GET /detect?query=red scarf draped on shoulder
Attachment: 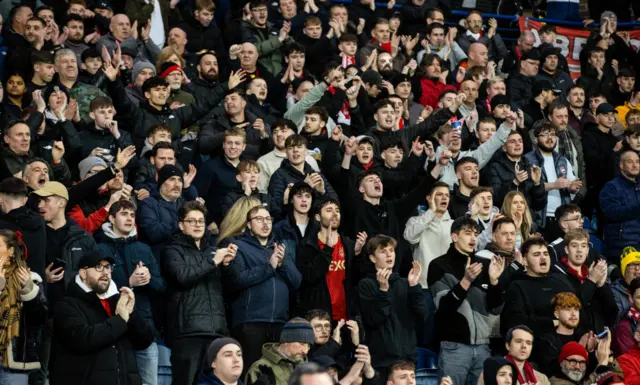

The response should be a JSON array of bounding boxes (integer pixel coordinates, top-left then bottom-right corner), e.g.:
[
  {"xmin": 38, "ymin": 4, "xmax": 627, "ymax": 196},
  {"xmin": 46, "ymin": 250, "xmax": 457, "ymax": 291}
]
[
  {"xmin": 561, "ymin": 258, "xmax": 589, "ymax": 283},
  {"xmin": 505, "ymin": 355, "xmax": 537, "ymax": 385}
]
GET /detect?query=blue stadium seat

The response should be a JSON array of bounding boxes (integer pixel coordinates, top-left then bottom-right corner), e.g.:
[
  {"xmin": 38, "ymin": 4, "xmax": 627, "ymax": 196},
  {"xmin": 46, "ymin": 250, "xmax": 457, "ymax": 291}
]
[{"xmin": 416, "ymin": 347, "xmax": 438, "ymax": 370}]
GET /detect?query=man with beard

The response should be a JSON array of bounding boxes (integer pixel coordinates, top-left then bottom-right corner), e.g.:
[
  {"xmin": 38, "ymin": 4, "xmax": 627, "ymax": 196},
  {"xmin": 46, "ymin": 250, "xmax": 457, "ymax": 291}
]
[
  {"xmin": 567, "ymin": 85, "xmax": 596, "ymax": 136},
  {"xmin": 63, "ymin": 14, "xmax": 89, "ymax": 63},
  {"xmin": 226, "ymin": 206, "xmax": 302, "ymax": 372},
  {"xmin": 501, "ymin": 238, "xmax": 577, "ymax": 337},
  {"xmin": 522, "ymin": 80, "xmax": 560, "ymax": 129},
  {"xmin": 507, "ymin": 49, "xmax": 540, "ymax": 110},
  {"xmin": 297, "ymin": 198, "xmax": 364, "ymax": 318},
  {"xmin": 608, "ymin": 68, "xmax": 636, "ymax": 108},
  {"xmin": 126, "ymin": 60, "xmax": 156, "ymax": 106},
  {"xmin": 414, "ymin": 54, "xmax": 456, "ymax": 109},
  {"xmin": 551, "ymin": 339, "xmax": 613, "ymax": 385},
  {"xmin": 186, "ymin": 51, "xmax": 222, "ymax": 102},
  {"xmin": 359, "ymin": 19, "xmax": 407, "ymax": 75},
  {"xmin": 67, "ymin": 156, "xmax": 133, "ymax": 234},
  {"xmin": 199, "ymin": 88, "xmax": 270, "ymax": 161},
  {"xmin": 50, "ymin": 252, "xmax": 154, "ymax": 385},
  {"xmin": 96, "ymin": 199, "xmax": 165, "ymax": 385},
  {"xmin": 436, "ymin": 110, "xmax": 515, "ymax": 189},
  {"xmin": 257, "ymin": 120, "xmax": 320, "ymax": 193},
  {"xmin": 552, "ymin": 229, "xmax": 617, "ymax": 334},
  {"xmin": 537, "ymin": 48, "xmax": 573, "ymax": 100},
  {"xmin": 524, "ymin": 123, "xmax": 582, "ymax": 240},
  {"xmin": 138, "ymin": 164, "xmax": 197, "ymax": 256},
  {"xmin": 157, "ymin": 62, "xmax": 195, "ymax": 107},
  {"xmin": 483, "ymin": 131, "xmax": 545, "ymax": 209},
  {"xmin": 30, "ymin": 51, "xmax": 55, "ymax": 92},
  {"xmin": 582, "ymin": 103, "xmax": 621, "ymax": 229},
  {"xmin": 600, "ymin": 151, "xmax": 640, "ymax": 262}
]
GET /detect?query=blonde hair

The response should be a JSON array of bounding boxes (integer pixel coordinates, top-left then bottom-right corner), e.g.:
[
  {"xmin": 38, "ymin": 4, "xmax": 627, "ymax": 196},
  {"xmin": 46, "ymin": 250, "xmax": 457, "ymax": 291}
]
[
  {"xmin": 156, "ymin": 47, "xmax": 186, "ymax": 73},
  {"xmin": 501, "ymin": 191, "xmax": 533, "ymax": 241},
  {"xmin": 217, "ymin": 197, "xmax": 261, "ymax": 245}
]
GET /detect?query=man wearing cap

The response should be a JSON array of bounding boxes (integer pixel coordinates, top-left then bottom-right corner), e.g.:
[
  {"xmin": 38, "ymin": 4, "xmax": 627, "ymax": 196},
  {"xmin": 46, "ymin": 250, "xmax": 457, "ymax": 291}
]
[
  {"xmin": 583, "ymin": 103, "xmax": 621, "ymax": 225},
  {"xmin": 126, "ymin": 60, "xmax": 156, "ymax": 106},
  {"xmin": 611, "ymin": 247, "xmax": 640, "ymax": 324},
  {"xmin": 507, "ymin": 48, "xmax": 540, "ymax": 110},
  {"xmin": 537, "ymin": 48, "xmax": 573, "ymax": 100},
  {"xmin": 245, "ymin": 318, "xmax": 315, "ymax": 385},
  {"xmin": 197, "ymin": 338, "xmax": 244, "ymax": 385},
  {"xmin": 50, "ymin": 252, "xmax": 154, "ymax": 385},
  {"xmin": 522, "ymin": 80, "xmax": 560, "ymax": 129},
  {"xmin": 616, "ymin": 83, "xmax": 640, "ymax": 129},
  {"xmin": 138, "ymin": 164, "xmax": 197, "ymax": 256},
  {"xmin": 600, "ymin": 150, "xmax": 640, "ymax": 262}
]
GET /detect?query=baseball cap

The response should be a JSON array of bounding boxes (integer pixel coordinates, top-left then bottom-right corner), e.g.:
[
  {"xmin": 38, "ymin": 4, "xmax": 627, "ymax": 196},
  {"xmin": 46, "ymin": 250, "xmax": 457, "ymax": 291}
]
[
  {"xmin": 94, "ymin": 0, "xmax": 113, "ymax": 11},
  {"xmin": 596, "ymin": 103, "xmax": 615, "ymax": 115},
  {"xmin": 31, "ymin": 181, "xmax": 69, "ymax": 200},
  {"xmin": 520, "ymin": 49, "xmax": 541, "ymax": 62},
  {"xmin": 533, "ymin": 79, "xmax": 561, "ymax": 97},
  {"xmin": 78, "ymin": 252, "xmax": 115, "ymax": 269}
]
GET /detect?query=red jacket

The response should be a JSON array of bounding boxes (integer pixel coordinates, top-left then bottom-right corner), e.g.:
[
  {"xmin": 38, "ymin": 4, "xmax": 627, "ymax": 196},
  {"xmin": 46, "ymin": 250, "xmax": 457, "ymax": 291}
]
[
  {"xmin": 67, "ymin": 205, "xmax": 109, "ymax": 235},
  {"xmin": 418, "ymin": 77, "xmax": 456, "ymax": 109},
  {"xmin": 619, "ymin": 345, "xmax": 640, "ymax": 385}
]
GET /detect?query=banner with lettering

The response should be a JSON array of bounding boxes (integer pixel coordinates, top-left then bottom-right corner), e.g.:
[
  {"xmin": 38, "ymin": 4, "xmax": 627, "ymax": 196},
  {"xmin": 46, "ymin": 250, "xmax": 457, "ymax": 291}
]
[{"xmin": 517, "ymin": 17, "xmax": 640, "ymax": 79}]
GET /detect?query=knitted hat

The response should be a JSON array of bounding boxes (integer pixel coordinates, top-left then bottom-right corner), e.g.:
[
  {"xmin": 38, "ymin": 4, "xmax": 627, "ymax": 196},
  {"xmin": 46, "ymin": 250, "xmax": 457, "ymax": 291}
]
[
  {"xmin": 159, "ymin": 62, "xmax": 181, "ymax": 79},
  {"xmin": 600, "ymin": 11, "xmax": 617, "ymax": 24},
  {"xmin": 621, "ymin": 246, "xmax": 640, "ymax": 276},
  {"xmin": 43, "ymin": 84, "xmax": 70, "ymax": 105},
  {"xmin": 121, "ymin": 46, "xmax": 138, "ymax": 60},
  {"xmin": 390, "ymin": 73, "xmax": 411, "ymax": 88},
  {"xmin": 490, "ymin": 94, "xmax": 510, "ymax": 111},
  {"xmin": 291, "ymin": 76, "xmax": 315, "ymax": 93},
  {"xmin": 78, "ymin": 156, "xmax": 108, "ymax": 180},
  {"xmin": 132, "ymin": 60, "xmax": 156, "ymax": 82},
  {"xmin": 596, "ymin": 371, "xmax": 624, "ymax": 385},
  {"xmin": 280, "ymin": 318, "xmax": 315, "ymax": 345},
  {"xmin": 558, "ymin": 342, "xmax": 588, "ymax": 365},
  {"xmin": 205, "ymin": 337, "xmax": 241, "ymax": 365},
  {"xmin": 157, "ymin": 164, "xmax": 183, "ymax": 188},
  {"xmin": 81, "ymin": 46, "xmax": 101, "ymax": 62}
]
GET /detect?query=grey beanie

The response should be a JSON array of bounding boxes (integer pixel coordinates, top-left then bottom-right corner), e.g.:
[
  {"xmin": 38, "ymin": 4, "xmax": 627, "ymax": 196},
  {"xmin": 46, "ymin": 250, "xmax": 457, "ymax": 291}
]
[
  {"xmin": 132, "ymin": 60, "xmax": 156, "ymax": 82},
  {"xmin": 600, "ymin": 10, "xmax": 617, "ymax": 23},
  {"xmin": 280, "ymin": 318, "xmax": 315, "ymax": 345},
  {"xmin": 78, "ymin": 157, "xmax": 108, "ymax": 180},
  {"xmin": 205, "ymin": 337, "xmax": 242, "ymax": 365}
]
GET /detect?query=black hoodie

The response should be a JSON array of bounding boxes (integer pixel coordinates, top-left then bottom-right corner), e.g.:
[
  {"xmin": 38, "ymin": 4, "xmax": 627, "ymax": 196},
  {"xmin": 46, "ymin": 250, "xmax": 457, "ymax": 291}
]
[{"xmin": 483, "ymin": 357, "xmax": 518, "ymax": 385}]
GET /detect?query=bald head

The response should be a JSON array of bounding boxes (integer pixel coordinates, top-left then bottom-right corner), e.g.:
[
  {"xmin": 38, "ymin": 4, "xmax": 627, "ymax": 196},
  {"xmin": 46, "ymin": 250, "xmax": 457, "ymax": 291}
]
[
  {"xmin": 239, "ymin": 43, "xmax": 259, "ymax": 70},
  {"xmin": 468, "ymin": 43, "xmax": 489, "ymax": 67},
  {"xmin": 168, "ymin": 27, "xmax": 187, "ymax": 50},
  {"xmin": 518, "ymin": 31, "xmax": 535, "ymax": 52},
  {"xmin": 110, "ymin": 14, "xmax": 131, "ymax": 41}
]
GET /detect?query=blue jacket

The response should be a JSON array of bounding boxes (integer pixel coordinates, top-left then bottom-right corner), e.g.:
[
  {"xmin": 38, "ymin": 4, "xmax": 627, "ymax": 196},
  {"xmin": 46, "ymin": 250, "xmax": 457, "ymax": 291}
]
[
  {"xmin": 194, "ymin": 155, "xmax": 240, "ymax": 224},
  {"xmin": 223, "ymin": 231, "xmax": 301, "ymax": 327},
  {"xmin": 95, "ymin": 223, "xmax": 166, "ymax": 335},
  {"xmin": 600, "ymin": 174, "xmax": 640, "ymax": 260},
  {"xmin": 137, "ymin": 189, "xmax": 187, "ymax": 257},
  {"xmin": 524, "ymin": 148, "xmax": 572, "ymax": 228}
]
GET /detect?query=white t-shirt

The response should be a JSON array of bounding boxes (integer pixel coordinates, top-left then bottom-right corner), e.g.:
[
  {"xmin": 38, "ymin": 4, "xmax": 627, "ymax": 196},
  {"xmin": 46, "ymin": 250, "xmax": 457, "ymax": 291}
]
[
  {"xmin": 543, "ymin": 154, "xmax": 575, "ymax": 217},
  {"xmin": 297, "ymin": 223, "xmax": 308, "ymax": 236}
]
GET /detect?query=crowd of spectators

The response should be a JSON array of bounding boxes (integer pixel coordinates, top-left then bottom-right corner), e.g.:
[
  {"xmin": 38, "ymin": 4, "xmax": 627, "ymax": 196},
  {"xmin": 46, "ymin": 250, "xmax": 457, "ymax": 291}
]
[{"xmin": 0, "ymin": 1, "xmax": 638, "ymax": 385}]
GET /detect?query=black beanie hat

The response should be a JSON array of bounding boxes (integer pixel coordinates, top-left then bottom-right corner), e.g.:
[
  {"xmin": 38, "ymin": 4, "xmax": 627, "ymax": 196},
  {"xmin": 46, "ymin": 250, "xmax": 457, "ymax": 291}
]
[
  {"xmin": 205, "ymin": 337, "xmax": 242, "ymax": 365},
  {"xmin": 157, "ymin": 164, "xmax": 183, "ymax": 188}
]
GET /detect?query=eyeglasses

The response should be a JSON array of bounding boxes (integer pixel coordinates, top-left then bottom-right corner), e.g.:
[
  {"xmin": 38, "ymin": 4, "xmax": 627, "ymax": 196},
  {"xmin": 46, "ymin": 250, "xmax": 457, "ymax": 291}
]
[
  {"xmin": 92, "ymin": 264, "xmax": 113, "ymax": 272},
  {"xmin": 312, "ymin": 324, "xmax": 331, "ymax": 332},
  {"xmin": 538, "ymin": 132, "xmax": 557, "ymax": 138},
  {"xmin": 467, "ymin": 20, "xmax": 483, "ymax": 25},
  {"xmin": 627, "ymin": 264, "xmax": 640, "ymax": 271},
  {"xmin": 250, "ymin": 216, "xmax": 273, "ymax": 224},
  {"xmin": 183, "ymin": 218, "xmax": 206, "ymax": 226},
  {"xmin": 251, "ymin": 7, "xmax": 268, "ymax": 13},
  {"xmin": 565, "ymin": 359, "xmax": 587, "ymax": 368},
  {"xmin": 563, "ymin": 216, "xmax": 584, "ymax": 223}
]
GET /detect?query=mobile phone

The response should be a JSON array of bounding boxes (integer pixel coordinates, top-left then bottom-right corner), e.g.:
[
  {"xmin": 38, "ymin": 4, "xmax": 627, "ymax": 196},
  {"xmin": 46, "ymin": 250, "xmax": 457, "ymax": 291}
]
[
  {"xmin": 345, "ymin": 78, "xmax": 354, "ymax": 89},
  {"xmin": 597, "ymin": 329, "xmax": 609, "ymax": 339},
  {"xmin": 52, "ymin": 258, "xmax": 66, "ymax": 271}
]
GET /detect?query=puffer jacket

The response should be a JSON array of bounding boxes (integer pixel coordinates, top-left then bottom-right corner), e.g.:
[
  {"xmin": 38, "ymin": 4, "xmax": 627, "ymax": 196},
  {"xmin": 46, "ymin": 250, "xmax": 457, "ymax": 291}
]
[
  {"xmin": 240, "ymin": 20, "xmax": 285, "ymax": 76},
  {"xmin": 223, "ymin": 231, "xmax": 301, "ymax": 327},
  {"xmin": 600, "ymin": 175, "xmax": 640, "ymax": 260},
  {"xmin": 137, "ymin": 189, "xmax": 188, "ymax": 256},
  {"xmin": 612, "ymin": 279, "xmax": 632, "ymax": 324},
  {"xmin": 482, "ymin": 149, "xmax": 547, "ymax": 210},
  {"xmin": 96, "ymin": 223, "xmax": 165, "ymax": 337},
  {"xmin": 161, "ymin": 231, "xmax": 228, "ymax": 346}
]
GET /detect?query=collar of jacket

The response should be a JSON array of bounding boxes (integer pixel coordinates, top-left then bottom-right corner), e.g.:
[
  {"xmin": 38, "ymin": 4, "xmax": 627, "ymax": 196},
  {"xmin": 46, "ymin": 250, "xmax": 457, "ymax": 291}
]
[
  {"xmin": 75, "ymin": 273, "xmax": 119, "ymax": 299},
  {"xmin": 240, "ymin": 229, "xmax": 274, "ymax": 248},
  {"xmin": 141, "ymin": 100, "xmax": 172, "ymax": 115},
  {"xmin": 193, "ymin": 77, "xmax": 219, "ymax": 89},
  {"xmin": 281, "ymin": 159, "xmax": 313, "ymax": 176}
]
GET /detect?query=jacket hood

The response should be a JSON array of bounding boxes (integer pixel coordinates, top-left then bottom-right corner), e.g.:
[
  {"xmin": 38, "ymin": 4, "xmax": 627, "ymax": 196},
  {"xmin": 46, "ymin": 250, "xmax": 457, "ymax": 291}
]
[
  {"xmin": 100, "ymin": 222, "xmax": 138, "ymax": 240},
  {"xmin": 260, "ymin": 343, "xmax": 300, "ymax": 365},
  {"xmin": 483, "ymin": 357, "xmax": 518, "ymax": 385}
]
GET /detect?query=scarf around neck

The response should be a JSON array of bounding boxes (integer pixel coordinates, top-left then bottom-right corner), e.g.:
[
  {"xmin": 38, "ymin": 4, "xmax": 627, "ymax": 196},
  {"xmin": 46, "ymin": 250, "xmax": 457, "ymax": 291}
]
[
  {"xmin": 505, "ymin": 354, "xmax": 537, "ymax": 385},
  {"xmin": 561, "ymin": 258, "xmax": 589, "ymax": 283},
  {"xmin": 0, "ymin": 259, "xmax": 24, "ymax": 368}
]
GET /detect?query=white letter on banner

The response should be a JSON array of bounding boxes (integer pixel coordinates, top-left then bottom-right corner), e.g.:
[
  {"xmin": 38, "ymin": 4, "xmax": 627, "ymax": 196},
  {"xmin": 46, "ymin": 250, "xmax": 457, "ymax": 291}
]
[
  {"xmin": 554, "ymin": 34, "xmax": 570, "ymax": 58},
  {"xmin": 573, "ymin": 37, "xmax": 588, "ymax": 61}
]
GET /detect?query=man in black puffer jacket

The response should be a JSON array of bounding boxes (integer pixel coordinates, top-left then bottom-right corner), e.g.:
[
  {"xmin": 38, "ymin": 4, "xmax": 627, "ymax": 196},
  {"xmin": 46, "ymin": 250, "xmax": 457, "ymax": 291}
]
[
  {"xmin": 50, "ymin": 252, "xmax": 154, "ymax": 385},
  {"xmin": 161, "ymin": 201, "xmax": 238, "ymax": 385},
  {"xmin": 481, "ymin": 131, "xmax": 546, "ymax": 209}
]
